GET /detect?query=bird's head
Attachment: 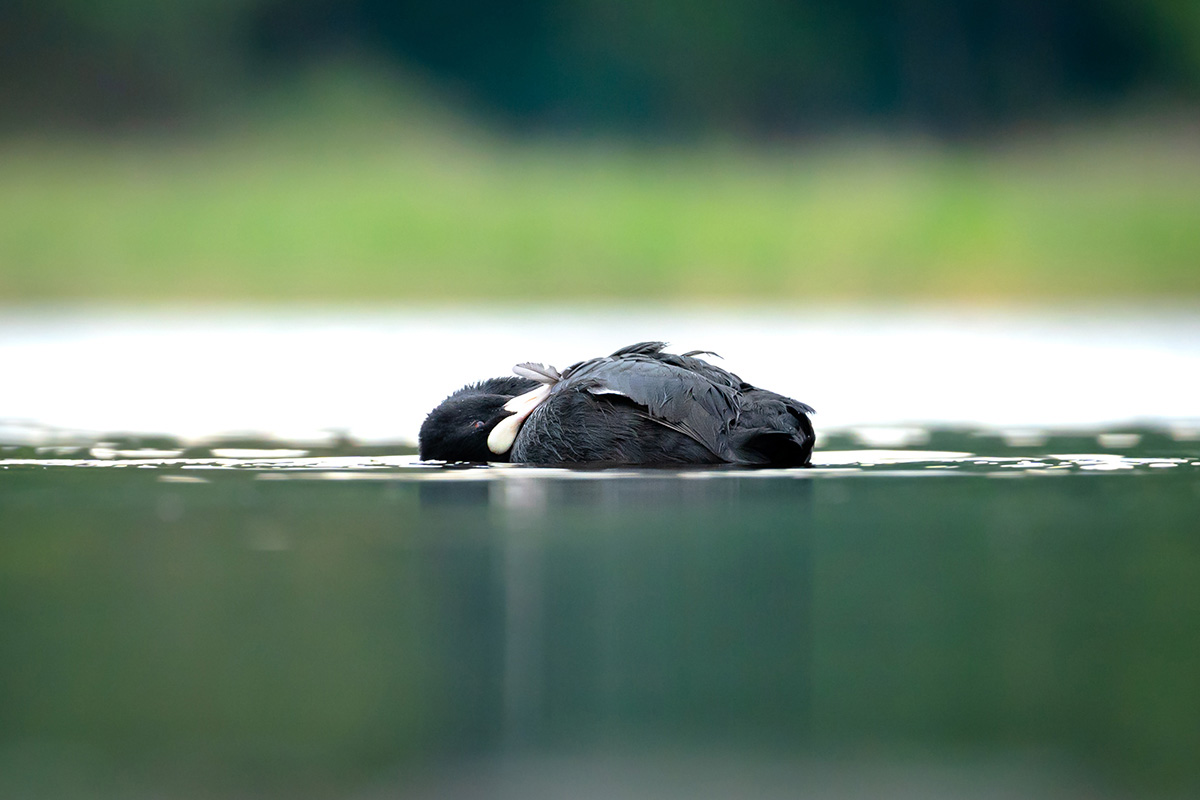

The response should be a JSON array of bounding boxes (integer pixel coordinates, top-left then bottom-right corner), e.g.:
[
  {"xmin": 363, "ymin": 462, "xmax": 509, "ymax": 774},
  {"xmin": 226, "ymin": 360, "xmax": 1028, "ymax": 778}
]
[{"xmin": 418, "ymin": 377, "xmax": 539, "ymax": 463}]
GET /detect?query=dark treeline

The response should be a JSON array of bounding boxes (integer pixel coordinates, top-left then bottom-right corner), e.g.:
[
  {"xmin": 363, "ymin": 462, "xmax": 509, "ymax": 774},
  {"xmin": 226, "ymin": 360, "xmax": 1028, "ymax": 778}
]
[{"xmin": 3, "ymin": 0, "xmax": 1198, "ymax": 136}]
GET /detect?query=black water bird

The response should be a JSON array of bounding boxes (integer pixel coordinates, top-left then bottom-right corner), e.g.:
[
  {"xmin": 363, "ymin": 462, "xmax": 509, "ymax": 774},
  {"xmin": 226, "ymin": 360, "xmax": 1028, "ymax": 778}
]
[{"xmin": 418, "ymin": 342, "xmax": 815, "ymax": 466}]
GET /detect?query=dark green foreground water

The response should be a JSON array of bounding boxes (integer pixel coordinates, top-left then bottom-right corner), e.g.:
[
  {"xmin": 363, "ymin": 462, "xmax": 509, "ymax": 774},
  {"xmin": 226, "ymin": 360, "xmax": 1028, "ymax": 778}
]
[{"xmin": 2, "ymin": 429, "xmax": 1198, "ymax": 799}]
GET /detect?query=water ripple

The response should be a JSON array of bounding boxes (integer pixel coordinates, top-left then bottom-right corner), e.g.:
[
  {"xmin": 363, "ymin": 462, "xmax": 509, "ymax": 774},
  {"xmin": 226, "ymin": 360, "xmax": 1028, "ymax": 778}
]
[{"xmin": 2, "ymin": 449, "xmax": 1197, "ymax": 480}]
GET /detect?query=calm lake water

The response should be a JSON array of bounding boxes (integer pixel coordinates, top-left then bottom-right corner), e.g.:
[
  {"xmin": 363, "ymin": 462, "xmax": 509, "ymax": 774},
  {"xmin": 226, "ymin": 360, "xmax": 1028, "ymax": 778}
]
[{"xmin": 2, "ymin": 308, "xmax": 1199, "ymax": 798}]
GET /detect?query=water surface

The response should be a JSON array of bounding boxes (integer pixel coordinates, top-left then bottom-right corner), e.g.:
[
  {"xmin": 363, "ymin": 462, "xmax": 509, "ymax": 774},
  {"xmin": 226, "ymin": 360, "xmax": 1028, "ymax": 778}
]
[
  {"xmin": 2, "ymin": 427, "xmax": 1198, "ymax": 799},
  {"xmin": 4, "ymin": 307, "xmax": 1199, "ymax": 797}
]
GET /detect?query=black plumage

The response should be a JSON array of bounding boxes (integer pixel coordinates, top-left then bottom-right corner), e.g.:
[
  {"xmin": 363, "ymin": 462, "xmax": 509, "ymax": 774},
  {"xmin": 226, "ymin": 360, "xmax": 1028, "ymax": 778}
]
[
  {"xmin": 417, "ymin": 376, "xmax": 538, "ymax": 463},
  {"xmin": 418, "ymin": 342, "xmax": 815, "ymax": 467}
]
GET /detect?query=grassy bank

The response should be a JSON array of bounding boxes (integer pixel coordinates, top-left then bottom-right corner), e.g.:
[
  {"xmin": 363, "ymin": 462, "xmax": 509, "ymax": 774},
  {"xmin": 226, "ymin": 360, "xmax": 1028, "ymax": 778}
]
[{"xmin": 2, "ymin": 122, "xmax": 1199, "ymax": 303}]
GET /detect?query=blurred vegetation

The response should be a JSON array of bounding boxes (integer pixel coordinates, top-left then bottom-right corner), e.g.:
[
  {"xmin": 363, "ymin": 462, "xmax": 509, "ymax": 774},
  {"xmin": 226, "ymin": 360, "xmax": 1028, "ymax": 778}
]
[
  {"xmin": 1, "ymin": 91, "xmax": 1198, "ymax": 303},
  {"xmin": 3, "ymin": 1, "xmax": 1200, "ymax": 303},
  {"xmin": 3, "ymin": 0, "xmax": 1200, "ymax": 135}
]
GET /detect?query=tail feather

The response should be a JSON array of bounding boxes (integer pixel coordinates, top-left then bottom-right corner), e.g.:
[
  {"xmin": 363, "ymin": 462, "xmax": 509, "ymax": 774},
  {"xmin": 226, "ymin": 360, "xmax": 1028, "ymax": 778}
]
[{"xmin": 740, "ymin": 430, "xmax": 814, "ymax": 467}]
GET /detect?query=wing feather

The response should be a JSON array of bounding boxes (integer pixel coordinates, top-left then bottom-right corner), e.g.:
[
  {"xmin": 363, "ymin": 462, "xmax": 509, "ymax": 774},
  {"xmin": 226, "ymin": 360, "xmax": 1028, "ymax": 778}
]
[
  {"xmin": 608, "ymin": 341, "xmax": 668, "ymax": 357},
  {"xmin": 561, "ymin": 355, "xmax": 741, "ymax": 460}
]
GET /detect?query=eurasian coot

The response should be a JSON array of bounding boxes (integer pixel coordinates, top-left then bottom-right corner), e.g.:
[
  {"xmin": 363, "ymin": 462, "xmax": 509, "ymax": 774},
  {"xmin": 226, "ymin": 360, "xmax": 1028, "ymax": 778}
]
[{"xmin": 418, "ymin": 341, "xmax": 815, "ymax": 466}]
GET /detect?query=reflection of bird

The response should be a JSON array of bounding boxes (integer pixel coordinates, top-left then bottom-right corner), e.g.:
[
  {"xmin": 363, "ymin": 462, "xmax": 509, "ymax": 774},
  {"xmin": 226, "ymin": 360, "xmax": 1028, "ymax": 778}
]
[{"xmin": 420, "ymin": 342, "xmax": 816, "ymax": 467}]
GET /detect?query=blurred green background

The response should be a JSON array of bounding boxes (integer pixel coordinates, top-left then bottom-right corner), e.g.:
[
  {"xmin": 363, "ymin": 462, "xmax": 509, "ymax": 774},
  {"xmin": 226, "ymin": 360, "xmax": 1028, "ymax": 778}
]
[{"xmin": 2, "ymin": 0, "xmax": 1199, "ymax": 303}]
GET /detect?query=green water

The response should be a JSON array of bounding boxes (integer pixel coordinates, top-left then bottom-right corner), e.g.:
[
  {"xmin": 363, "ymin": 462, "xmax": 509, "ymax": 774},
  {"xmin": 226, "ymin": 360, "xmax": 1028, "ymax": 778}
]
[{"xmin": 1, "ymin": 429, "xmax": 1198, "ymax": 798}]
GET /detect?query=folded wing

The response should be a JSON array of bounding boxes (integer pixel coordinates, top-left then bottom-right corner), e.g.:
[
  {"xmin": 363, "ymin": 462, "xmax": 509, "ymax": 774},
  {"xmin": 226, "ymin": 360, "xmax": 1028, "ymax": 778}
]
[{"xmin": 556, "ymin": 346, "xmax": 745, "ymax": 462}]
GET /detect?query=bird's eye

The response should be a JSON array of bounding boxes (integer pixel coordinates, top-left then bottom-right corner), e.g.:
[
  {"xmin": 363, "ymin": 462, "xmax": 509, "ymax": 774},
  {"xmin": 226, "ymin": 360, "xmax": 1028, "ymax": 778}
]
[{"xmin": 471, "ymin": 420, "xmax": 486, "ymax": 430}]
